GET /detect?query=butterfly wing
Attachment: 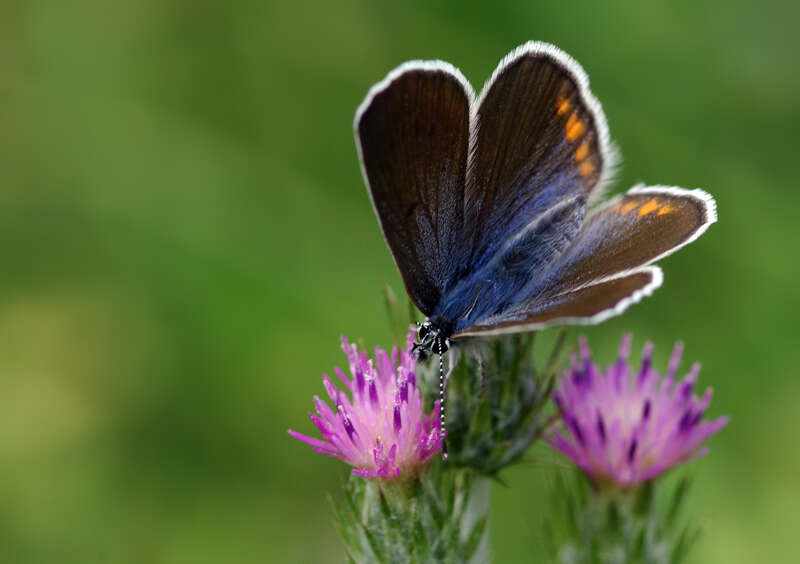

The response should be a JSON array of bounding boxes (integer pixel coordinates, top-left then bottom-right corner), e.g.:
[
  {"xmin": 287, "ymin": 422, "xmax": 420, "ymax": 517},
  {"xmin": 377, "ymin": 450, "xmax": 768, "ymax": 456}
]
[
  {"xmin": 454, "ymin": 186, "xmax": 716, "ymax": 337},
  {"xmin": 543, "ymin": 186, "xmax": 717, "ymax": 295},
  {"xmin": 456, "ymin": 266, "xmax": 663, "ymax": 338},
  {"xmin": 355, "ymin": 43, "xmax": 714, "ymax": 337},
  {"xmin": 460, "ymin": 42, "xmax": 616, "ymax": 278},
  {"xmin": 355, "ymin": 62, "xmax": 473, "ymax": 315},
  {"xmin": 431, "ymin": 42, "xmax": 618, "ymax": 329}
]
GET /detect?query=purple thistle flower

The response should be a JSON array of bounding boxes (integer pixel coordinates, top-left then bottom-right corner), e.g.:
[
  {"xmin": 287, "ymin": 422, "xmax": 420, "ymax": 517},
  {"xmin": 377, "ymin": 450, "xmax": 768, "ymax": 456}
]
[
  {"xmin": 547, "ymin": 334, "xmax": 728, "ymax": 487},
  {"xmin": 288, "ymin": 330, "xmax": 442, "ymax": 479}
]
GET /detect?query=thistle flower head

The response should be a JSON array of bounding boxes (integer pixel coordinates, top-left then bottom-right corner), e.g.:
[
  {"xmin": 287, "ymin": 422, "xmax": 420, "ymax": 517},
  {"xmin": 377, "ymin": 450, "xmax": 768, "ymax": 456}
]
[
  {"xmin": 547, "ymin": 334, "xmax": 728, "ymax": 487},
  {"xmin": 289, "ymin": 330, "xmax": 442, "ymax": 479}
]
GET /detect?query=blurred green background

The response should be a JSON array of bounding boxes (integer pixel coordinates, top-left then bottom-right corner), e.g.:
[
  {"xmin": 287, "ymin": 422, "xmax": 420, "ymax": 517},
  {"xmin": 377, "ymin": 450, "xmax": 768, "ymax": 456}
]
[{"xmin": 0, "ymin": 0, "xmax": 797, "ymax": 562}]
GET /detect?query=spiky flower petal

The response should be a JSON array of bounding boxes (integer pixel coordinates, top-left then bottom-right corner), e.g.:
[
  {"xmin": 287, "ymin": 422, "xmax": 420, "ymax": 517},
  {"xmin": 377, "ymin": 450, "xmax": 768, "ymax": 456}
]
[
  {"xmin": 547, "ymin": 334, "xmax": 728, "ymax": 487},
  {"xmin": 289, "ymin": 330, "xmax": 441, "ymax": 479}
]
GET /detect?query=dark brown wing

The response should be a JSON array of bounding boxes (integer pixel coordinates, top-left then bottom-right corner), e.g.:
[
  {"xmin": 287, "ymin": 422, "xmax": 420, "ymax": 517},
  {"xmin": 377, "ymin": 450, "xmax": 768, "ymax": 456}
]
[
  {"xmin": 461, "ymin": 42, "xmax": 615, "ymax": 277},
  {"xmin": 355, "ymin": 62, "xmax": 473, "ymax": 314}
]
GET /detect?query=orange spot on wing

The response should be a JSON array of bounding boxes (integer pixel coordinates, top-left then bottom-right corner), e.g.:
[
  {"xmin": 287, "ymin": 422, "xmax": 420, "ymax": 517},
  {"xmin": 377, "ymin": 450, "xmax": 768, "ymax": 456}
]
[
  {"xmin": 579, "ymin": 161, "xmax": 595, "ymax": 176},
  {"xmin": 575, "ymin": 141, "xmax": 590, "ymax": 162},
  {"xmin": 565, "ymin": 114, "xmax": 585, "ymax": 141},
  {"xmin": 557, "ymin": 96, "xmax": 571, "ymax": 116},
  {"xmin": 637, "ymin": 199, "xmax": 660, "ymax": 216},
  {"xmin": 620, "ymin": 201, "xmax": 639, "ymax": 214},
  {"xmin": 657, "ymin": 205, "xmax": 675, "ymax": 216}
]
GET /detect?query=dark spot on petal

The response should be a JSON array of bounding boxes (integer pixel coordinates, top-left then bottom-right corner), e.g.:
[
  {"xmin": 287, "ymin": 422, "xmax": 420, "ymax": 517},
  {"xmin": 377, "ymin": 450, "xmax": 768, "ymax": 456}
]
[
  {"xmin": 354, "ymin": 367, "xmax": 365, "ymax": 395},
  {"xmin": 393, "ymin": 405, "xmax": 401, "ymax": 433},
  {"xmin": 369, "ymin": 380, "xmax": 379, "ymax": 407},
  {"xmin": 596, "ymin": 414, "xmax": 606, "ymax": 444},
  {"xmin": 343, "ymin": 415, "xmax": 358, "ymax": 443},
  {"xmin": 678, "ymin": 411, "xmax": 692, "ymax": 432},
  {"xmin": 570, "ymin": 417, "xmax": 585, "ymax": 445},
  {"xmin": 628, "ymin": 439, "xmax": 638, "ymax": 463}
]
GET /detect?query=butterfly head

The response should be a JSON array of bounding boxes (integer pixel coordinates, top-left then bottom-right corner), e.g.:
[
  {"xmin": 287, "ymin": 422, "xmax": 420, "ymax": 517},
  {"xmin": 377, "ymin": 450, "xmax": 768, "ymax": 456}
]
[{"xmin": 412, "ymin": 319, "xmax": 450, "ymax": 361}]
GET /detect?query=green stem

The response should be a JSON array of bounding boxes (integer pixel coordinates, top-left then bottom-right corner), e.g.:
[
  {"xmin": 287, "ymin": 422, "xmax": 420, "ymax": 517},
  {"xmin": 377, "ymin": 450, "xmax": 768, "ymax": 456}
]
[
  {"xmin": 459, "ymin": 475, "xmax": 490, "ymax": 564},
  {"xmin": 333, "ymin": 465, "xmax": 492, "ymax": 563}
]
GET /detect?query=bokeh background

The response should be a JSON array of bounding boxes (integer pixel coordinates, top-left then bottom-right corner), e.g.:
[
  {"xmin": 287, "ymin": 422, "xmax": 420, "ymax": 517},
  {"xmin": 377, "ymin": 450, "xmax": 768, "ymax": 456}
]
[{"xmin": 0, "ymin": 1, "xmax": 797, "ymax": 562}]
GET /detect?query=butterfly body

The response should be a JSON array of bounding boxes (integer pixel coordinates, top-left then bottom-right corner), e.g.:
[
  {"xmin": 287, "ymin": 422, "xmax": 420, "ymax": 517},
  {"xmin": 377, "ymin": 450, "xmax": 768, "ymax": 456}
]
[
  {"xmin": 355, "ymin": 42, "xmax": 716, "ymax": 356},
  {"xmin": 411, "ymin": 319, "xmax": 449, "ymax": 361}
]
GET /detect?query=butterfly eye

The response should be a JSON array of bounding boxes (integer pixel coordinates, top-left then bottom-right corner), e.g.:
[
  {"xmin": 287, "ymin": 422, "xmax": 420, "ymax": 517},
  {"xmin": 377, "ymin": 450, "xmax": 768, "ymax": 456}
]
[{"xmin": 418, "ymin": 323, "xmax": 430, "ymax": 340}]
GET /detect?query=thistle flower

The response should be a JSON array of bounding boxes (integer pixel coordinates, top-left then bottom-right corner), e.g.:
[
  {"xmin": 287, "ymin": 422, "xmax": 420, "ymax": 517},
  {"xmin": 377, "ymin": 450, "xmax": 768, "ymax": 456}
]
[
  {"xmin": 547, "ymin": 334, "xmax": 728, "ymax": 487},
  {"xmin": 289, "ymin": 330, "xmax": 442, "ymax": 479}
]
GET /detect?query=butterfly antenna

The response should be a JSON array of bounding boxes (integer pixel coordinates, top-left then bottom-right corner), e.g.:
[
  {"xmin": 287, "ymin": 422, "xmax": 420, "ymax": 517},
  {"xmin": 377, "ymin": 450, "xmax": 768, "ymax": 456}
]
[{"xmin": 438, "ymin": 336, "xmax": 448, "ymax": 461}]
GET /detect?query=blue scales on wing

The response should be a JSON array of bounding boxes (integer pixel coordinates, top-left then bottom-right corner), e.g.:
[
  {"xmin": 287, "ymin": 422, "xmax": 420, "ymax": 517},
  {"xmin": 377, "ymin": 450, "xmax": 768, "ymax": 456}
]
[{"xmin": 432, "ymin": 196, "xmax": 585, "ymax": 334}]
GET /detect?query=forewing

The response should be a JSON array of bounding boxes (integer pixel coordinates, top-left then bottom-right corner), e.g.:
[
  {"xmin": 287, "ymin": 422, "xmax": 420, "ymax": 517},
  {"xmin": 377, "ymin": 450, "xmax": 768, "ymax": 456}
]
[
  {"xmin": 355, "ymin": 62, "xmax": 473, "ymax": 315},
  {"xmin": 455, "ymin": 267, "xmax": 662, "ymax": 338},
  {"xmin": 462, "ymin": 42, "xmax": 615, "ymax": 277}
]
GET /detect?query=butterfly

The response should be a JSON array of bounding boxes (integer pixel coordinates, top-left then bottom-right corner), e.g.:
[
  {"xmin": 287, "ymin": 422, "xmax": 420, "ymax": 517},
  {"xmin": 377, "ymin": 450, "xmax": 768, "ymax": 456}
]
[{"xmin": 354, "ymin": 41, "xmax": 716, "ymax": 360}]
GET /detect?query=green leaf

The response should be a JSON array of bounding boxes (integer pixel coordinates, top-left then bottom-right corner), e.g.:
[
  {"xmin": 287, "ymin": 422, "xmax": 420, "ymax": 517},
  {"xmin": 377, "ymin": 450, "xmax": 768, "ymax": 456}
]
[
  {"xmin": 411, "ymin": 518, "xmax": 431, "ymax": 560},
  {"xmin": 461, "ymin": 515, "xmax": 488, "ymax": 560},
  {"xmin": 632, "ymin": 527, "xmax": 646, "ymax": 559},
  {"xmin": 544, "ymin": 327, "xmax": 569, "ymax": 377},
  {"xmin": 634, "ymin": 481, "xmax": 655, "ymax": 517},
  {"xmin": 606, "ymin": 498, "xmax": 620, "ymax": 535},
  {"xmin": 670, "ymin": 523, "xmax": 701, "ymax": 564},
  {"xmin": 328, "ymin": 492, "xmax": 357, "ymax": 553},
  {"xmin": 666, "ymin": 475, "xmax": 692, "ymax": 530},
  {"xmin": 360, "ymin": 523, "xmax": 388, "ymax": 564}
]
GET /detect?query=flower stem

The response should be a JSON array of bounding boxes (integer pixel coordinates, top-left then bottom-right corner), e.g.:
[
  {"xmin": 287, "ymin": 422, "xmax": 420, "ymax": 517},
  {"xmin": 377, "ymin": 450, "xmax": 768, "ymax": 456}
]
[
  {"xmin": 543, "ymin": 470, "xmax": 700, "ymax": 564},
  {"xmin": 332, "ymin": 462, "xmax": 491, "ymax": 563}
]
